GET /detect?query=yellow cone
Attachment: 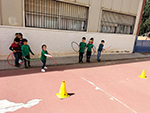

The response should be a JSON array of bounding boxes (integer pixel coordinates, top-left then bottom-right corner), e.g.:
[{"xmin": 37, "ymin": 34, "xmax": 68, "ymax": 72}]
[
  {"xmin": 56, "ymin": 80, "xmax": 70, "ymax": 99},
  {"xmin": 139, "ymin": 70, "xmax": 147, "ymax": 79}
]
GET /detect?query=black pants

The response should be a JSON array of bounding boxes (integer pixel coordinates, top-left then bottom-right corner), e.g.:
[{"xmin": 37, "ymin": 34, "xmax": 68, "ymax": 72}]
[
  {"xmin": 79, "ymin": 52, "xmax": 84, "ymax": 62},
  {"xmin": 13, "ymin": 52, "xmax": 22, "ymax": 66},
  {"xmin": 86, "ymin": 51, "xmax": 91, "ymax": 62},
  {"xmin": 41, "ymin": 60, "xmax": 46, "ymax": 69},
  {"xmin": 24, "ymin": 55, "xmax": 30, "ymax": 67}
]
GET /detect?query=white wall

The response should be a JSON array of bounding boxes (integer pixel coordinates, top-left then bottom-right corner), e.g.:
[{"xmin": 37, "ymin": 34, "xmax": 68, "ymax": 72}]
[
  {"xmin": 1, "ymin": 0, "xmax": 23, "ymax": 26},
  {"xmin": 101, "ymin": 0, "xmax": 140, "ymax": 15},
  {"xmin": 0, "ymin": 26, "xmax": 136, "ymax": 60}
]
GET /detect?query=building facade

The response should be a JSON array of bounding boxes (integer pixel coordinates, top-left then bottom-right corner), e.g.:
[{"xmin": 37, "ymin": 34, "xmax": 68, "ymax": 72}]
[{"xmin": 0, "ymin": 0, "xmax": 145, "ymax": 59}]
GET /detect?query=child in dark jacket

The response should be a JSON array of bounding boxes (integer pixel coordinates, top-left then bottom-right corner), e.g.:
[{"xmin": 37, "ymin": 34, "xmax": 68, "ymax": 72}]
[
  {"xmin": 97, "ymin": 40, "xmax": 105, "ymax": 62},
  {"xmin": 9, "ymin": 38, "xmax": 22, "ymax": 67}
]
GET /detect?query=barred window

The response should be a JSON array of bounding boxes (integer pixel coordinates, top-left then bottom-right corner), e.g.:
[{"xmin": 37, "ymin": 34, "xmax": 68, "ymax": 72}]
[
  {"xmin": 25, "ymin": 0, "xmax": 88, "ymax": 31},
  {"xmin": 100, "ymin": 11, "xmax": 136, "ymax": 34}
]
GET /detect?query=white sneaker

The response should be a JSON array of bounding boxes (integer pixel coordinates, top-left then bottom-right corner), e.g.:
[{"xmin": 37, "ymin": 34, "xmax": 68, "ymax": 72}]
[
  {"xmin": 41, "ymin": 69, "xmax": 45, "ymax": 72},
  {"xmin": 19, "ymin": 59, "xmax": 23, "ymax": 63},
  {"xmin": 44, "ymin": 66, "xmax": 48, "ymax": 69}
]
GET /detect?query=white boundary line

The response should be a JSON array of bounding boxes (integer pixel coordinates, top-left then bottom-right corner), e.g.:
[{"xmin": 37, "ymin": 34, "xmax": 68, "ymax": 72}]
[{"xmin": 79, "ymin": 75, "xmax": 137, "ymax": 113}]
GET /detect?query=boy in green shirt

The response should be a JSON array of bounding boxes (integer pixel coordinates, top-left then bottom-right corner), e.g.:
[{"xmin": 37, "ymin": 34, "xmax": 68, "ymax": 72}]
[
  {"xmin": 21, "ymin": 39, "xmax": 34, "ymax": 68},
  {"xmin": 40, "ymin": 44, "xmax": 52, "ymax": 72},
  {"xmin": 86, "ymin": 40, "xmax": 96, "ymax": 63},
  {"xmin": 79, "ymin": 37, "xmax": 86, "ymax": 63}
]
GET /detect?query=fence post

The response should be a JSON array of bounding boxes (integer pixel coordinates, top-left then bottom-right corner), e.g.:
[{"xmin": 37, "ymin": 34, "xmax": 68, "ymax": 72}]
[{"xmin": 133, "ymin": 36, "xmax": 138, "ymax": 53}]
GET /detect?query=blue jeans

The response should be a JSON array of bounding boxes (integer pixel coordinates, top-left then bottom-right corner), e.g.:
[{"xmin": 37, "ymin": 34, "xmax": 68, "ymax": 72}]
[
  {"xmin": 13, "ymin": 52, "xmax": 22, "ymax": 66},
  {"xmin": 41, "ymin": 60, "xmax": 46, "ymax": 69},
  {"xmin": 79, "ymin": 52, "xmax": 84, "ymax": 62},
  {"xmin": 24, "ymin": 55, "xmax": 30, "ymax": 67},
  {"xmin": 86, "ymin": 51, "xmax": 91, "ymax": 62},
  {"xmin": 97, "ymin": 51, "xmax": 101, "ymax": 60}
]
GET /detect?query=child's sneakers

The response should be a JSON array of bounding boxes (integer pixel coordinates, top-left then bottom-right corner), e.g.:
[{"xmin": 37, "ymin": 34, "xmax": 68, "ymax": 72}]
[
  {"xmin": 44, "ymin": 66, "xmax": 48, "ymax": 69},
  {"xmin": 41, "ymin": 69, "xmax": 45, "ymax": 72},
  {"xmin": 97, "ymin": 59, "xmax": 101, "ymax": 62},
  {"xmin": 18, "ymin": 59, "xmax": 23, "ymax": 63},
  {"xmin": 41, "ymin": 67, "xmax": 47, "ymax": 72}
]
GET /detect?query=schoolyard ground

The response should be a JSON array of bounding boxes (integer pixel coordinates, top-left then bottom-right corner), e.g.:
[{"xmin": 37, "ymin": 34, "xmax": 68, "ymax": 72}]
[{"xmin": 0, "ymin": 58, "xmax": 150, "ymax": 113}]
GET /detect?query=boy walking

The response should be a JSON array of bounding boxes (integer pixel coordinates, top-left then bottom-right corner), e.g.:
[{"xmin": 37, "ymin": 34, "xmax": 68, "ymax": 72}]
[
  {"xmin": 21, "ymin": 39, "xmax": 34, "ymax": 68},
  {"xmin": 79, "ymin": 37, "xmax": 86, "ymax": 63},
  {"xmin": 97, "ymin": 40, "xmax": 105, "ymax": 62},
  {"xmin": 9, "ymin": 38, "xmax": 22, "ymax": 67}
]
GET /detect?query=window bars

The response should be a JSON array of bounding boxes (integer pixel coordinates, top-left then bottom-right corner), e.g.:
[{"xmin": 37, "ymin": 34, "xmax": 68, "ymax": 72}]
[
  {"xmin": 100, "ymin": 10, "xmax": 136, "ymax": 34},
  {"xmin": 25, "ymin": 0, "xmax": 88, "ymax": 31}
]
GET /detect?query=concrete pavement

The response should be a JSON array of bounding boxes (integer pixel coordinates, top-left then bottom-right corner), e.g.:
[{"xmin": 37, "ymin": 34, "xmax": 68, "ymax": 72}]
[{"xmin": 1, "ymin": 53, "xmax": 150, "ymax": 70}]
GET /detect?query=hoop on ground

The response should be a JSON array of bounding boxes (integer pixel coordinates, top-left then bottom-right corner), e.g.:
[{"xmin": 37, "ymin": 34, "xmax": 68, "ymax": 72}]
[
  {"xmin": 24, "ymin": 55, "xmax": 39, "ymax": 61},
  {"xmin": 71, "ymin": 41, "xmax": 79, "ymax": 53}
]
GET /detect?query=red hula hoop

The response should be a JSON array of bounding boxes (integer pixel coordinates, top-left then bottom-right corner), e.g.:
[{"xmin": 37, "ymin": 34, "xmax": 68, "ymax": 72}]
[
  {"xmin": 50, "ymin": 57, "xmax": 58, "ymax": 64},
  {"xmin": 7, "ymin": 52, "xmax": 24, "ymax": 66}
]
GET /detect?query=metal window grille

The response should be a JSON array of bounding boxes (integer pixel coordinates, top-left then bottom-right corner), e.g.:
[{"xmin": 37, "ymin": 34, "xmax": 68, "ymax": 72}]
[
  {"xmin": 100, "ymin": 10, "xmax": 136, "ymax": 34},
  {"xmin": 25, "ymin": 0, "xmax": 88, "ymax": 31}
]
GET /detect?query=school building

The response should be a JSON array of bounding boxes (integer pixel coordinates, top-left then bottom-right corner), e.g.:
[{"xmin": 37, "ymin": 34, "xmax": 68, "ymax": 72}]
[{"xmin": 0, "ymin": 0, "xmax": 145, "ymax": 59}]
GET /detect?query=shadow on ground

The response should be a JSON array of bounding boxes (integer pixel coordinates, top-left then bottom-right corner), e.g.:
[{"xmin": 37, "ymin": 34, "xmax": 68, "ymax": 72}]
[{"xmin": 0, "ymin": 58, "xmax": 150, "ymax": 78}]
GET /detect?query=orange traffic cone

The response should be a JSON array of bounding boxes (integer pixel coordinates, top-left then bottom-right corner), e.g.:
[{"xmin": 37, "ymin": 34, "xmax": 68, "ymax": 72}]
[
  {"xmin": 56, "ymin": 80, "xmax": 70, "ymax": 99},
  {"xmin": 139, "ymin": 70, "xmax": 147, "ymax": 79}
]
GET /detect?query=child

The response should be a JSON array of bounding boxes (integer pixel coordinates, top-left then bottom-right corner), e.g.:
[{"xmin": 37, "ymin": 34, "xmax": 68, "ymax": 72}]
[
  {"xmin": 21, "ymin": 39, "xmax": 34, "ymax": 68},
  {"xmin": 40, "ymin": 44, "xmax": 52, "ymax": 72},
  {"xmin": 97, "ymin": 40, "xmax": 105, "ymax": 62},
  {"xmin": 9, "ymin": 38, "xmax": 22, "ymax": 67},
  {"xmin": 18, "ymin": 33, "xmax": 23, "ymax": 46},
  {"xmin": 90, "ymin": 38, "xmax": 94, "ymax": 44},
  {"xmin": 15, "ymin": 33, "xmax": 19, "ymax": 38},
  {"xmin": 86, "ymin": 40, "xmax": 96, "ymax": 62},
  {"xmin": 79, "ymin": 37, "xmax": 86, "ymax": 63}
]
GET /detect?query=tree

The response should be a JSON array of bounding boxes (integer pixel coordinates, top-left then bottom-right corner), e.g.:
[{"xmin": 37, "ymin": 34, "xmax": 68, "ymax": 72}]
[{"xmin": 139, "ymin": 0, "xmax": 150, "ymax": 36}]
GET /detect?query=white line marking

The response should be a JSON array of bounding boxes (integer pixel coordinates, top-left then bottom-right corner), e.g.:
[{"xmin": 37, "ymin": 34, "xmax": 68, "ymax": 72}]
[
  {"xmin": 110, "ymin": 98, "xmax": 114, "ymax": 100},
  {"xmin": 0, "ymin": 99, "xmax": 42, "ymax": 113},
  {"xmin": 80, "ymin": 76, "xmax": 137, "ymax": 113}
]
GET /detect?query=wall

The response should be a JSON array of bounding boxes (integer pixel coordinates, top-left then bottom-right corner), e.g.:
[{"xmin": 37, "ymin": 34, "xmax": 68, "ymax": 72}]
[
  {"xmin": 101, "ymin": 0, "xmax": 140, "ymax": 14},
  {"xmin": 1, "ymin": 0, "xmax": 23, "ymax": 26},
  {"xmin": 87, "ymin": 0, "xmax": 142, "ymax": 32},
  {"xmin": 0, "ymin": 0, "xmax": 142, "ymax": 29},
  {"xmin": 0, "ymin": 26, "xmax": 136, "ymax": 60},
  {"xmin": 57, "ymin": 0, "xmax": 90, "ymax": 5},
  {"xmin": 0, "ymin": 0, "xmax": 144, "ymax": 60}
]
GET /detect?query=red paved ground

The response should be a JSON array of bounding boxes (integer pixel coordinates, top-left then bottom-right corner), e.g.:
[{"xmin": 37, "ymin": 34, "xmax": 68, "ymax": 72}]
[{"xmin": 0, "ymin": 61, "xmax": 150, "ymax": 113}]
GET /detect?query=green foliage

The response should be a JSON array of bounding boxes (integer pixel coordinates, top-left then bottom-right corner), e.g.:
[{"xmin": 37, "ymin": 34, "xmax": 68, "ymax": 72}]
[{"xmin": 139, "ymin": 0, "xmax": 150, "ymax": 36}]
